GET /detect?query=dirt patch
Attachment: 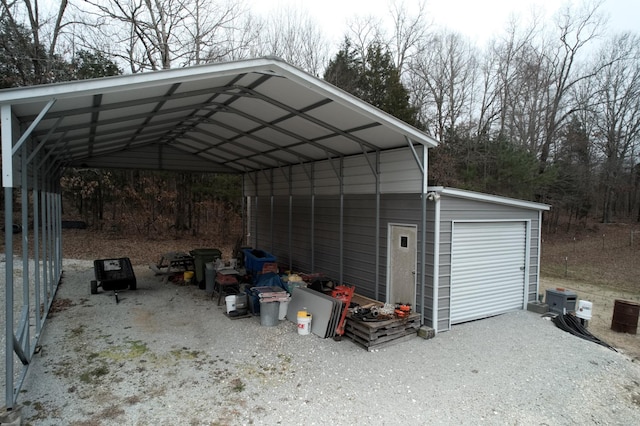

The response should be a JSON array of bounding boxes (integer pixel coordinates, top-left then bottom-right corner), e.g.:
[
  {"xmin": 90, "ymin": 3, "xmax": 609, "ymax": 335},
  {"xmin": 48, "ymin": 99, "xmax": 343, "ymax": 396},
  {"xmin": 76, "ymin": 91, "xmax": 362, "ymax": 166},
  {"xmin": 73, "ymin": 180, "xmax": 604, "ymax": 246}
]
[
  {"xmin": 48, "ymin": 298, "xmax": 75, "ymax": 314},
  {"xmin": 540, "ymin": 221, "xmax": 640, "ymax": 360},
  {"xmin": 539, "ymin": 277, "xmax": 640, "ymax": 360}
]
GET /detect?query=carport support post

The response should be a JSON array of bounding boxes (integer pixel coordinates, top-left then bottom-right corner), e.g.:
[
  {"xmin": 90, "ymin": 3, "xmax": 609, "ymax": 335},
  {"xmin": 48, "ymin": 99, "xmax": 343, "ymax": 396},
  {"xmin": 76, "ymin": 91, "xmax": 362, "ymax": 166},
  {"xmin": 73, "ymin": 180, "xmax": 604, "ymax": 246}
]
[
  {"xmin": 420, "ymin": 147, "xmax": 427, "ymax": 325},
  {"xmin": 21, "ymin": 144, "xmax": 30, "ymax": 356},
  {"xmin": 4, "ymin": 186, "xmax": 15, "ymax": 411},
  {"xmin": 407, "ymin": 136, "xmax": 428, "ymax": 325},
  {"xmin": 3, "ymin": 103, "xmax": 16, "ymax": 410}
]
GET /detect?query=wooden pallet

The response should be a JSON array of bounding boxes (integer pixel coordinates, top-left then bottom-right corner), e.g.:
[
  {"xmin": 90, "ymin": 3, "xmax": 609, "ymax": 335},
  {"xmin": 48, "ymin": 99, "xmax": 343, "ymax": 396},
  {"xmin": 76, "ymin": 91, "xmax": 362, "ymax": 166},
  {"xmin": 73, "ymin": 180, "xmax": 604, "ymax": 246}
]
[{"xmin": 345, "ymin": 312, "xmax": 420, "ymax": 351}]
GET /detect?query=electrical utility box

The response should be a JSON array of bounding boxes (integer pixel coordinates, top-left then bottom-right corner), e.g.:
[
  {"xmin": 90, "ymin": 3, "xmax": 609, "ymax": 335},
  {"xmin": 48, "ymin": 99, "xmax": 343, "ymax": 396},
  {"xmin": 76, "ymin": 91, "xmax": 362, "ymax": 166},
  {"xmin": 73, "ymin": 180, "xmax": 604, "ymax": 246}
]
[{"xmin": 545, "ymin": 288, "xmax": 577, "ymax": 315}]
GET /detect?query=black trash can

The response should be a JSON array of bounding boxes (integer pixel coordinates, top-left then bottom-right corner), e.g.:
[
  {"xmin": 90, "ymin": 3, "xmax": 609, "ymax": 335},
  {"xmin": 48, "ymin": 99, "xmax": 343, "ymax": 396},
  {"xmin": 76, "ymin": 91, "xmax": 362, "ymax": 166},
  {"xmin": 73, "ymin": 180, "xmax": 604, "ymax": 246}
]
[{"xmin": 190, "ymin": 248, "xmax": 222, "ymax": 288}]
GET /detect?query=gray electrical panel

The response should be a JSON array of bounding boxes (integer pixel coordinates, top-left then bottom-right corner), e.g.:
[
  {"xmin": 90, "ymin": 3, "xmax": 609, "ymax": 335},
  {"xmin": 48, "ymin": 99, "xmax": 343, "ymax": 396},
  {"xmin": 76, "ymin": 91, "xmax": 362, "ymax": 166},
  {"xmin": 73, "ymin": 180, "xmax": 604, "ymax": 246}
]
[{"xmin": 545, "ymin": 288, "xmax": 577, "ymax": 314}]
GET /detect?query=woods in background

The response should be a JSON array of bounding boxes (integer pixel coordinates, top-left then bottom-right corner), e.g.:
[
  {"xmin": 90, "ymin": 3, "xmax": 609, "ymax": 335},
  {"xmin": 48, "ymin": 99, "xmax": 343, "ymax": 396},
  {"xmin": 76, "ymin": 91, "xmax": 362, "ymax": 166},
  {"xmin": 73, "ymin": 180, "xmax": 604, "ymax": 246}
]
[
  {"xmin": 1, "ymin": 0, "xmax": 639, "ymax": 231},
  {"xmin": 60, "ymin": 169, "xmax": 242, "ymax": 238}
]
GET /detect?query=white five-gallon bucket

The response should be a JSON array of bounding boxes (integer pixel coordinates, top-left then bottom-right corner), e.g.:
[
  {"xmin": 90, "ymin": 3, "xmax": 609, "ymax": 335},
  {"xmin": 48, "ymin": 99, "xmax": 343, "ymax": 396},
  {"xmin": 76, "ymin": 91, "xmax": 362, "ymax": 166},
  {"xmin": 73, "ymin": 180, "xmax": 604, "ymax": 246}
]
[
  {"xmin": 225, "ymin": 295, "xmax": 236, "ymax": 313},
  {"xmin": 576, "ymin": 300, "xmax": 593, "ymax": 321},
  {"xmin": 297, "ymin": 310, "xmax": 312, "ymax": 335}
]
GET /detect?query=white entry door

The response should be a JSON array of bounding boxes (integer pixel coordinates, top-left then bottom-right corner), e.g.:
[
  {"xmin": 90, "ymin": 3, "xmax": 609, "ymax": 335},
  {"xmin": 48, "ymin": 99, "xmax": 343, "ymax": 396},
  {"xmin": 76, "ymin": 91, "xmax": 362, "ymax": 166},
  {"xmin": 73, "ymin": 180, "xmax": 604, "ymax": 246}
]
[{"xmin": 387, "ymin": 224, "xmax": 418, "ymax": 306}]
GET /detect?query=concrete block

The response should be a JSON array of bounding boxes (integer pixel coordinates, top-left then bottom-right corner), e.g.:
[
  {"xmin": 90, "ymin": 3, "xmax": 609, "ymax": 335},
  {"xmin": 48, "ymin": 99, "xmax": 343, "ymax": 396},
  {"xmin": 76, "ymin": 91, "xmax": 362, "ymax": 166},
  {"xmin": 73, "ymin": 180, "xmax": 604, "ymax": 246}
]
[
  {"xmin": 418, "ymin": 325, "xmax": 435, "ymax": 339},
  {"xmin": 527, "ymin": 301, "xmax": 549, "ymax": 314}
]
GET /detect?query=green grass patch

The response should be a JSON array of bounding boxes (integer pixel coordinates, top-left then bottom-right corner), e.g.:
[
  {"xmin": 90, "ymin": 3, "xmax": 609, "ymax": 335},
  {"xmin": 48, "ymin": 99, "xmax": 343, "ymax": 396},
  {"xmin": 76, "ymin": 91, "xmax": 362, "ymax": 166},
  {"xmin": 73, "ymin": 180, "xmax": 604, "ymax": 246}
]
[
  {"xmin": 80, "ymin": 365, "xmax": 110, "ymax": 384},
  {"xmin": 98, "ymin": 340, "xmax": 149, "ymax": 361},
  {"xmin": 170, "ymin": 347, "xmax": 201, "ymax": 360},
  {"xmin": 229, "ymin": 378, "xmax": 245, "ymax": 393}
]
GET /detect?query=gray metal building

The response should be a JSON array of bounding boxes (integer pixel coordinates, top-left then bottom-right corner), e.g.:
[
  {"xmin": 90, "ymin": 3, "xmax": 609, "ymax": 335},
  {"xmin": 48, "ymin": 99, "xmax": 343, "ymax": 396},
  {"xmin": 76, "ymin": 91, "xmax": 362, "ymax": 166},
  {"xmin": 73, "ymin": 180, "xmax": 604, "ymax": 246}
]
[
  {"xmin": 247, "ymin": 164, "xmax": 550, "ymax": 334},
  {"xmin": 1, "ymin": 57, "xmax": 548, "ymax": 414}
]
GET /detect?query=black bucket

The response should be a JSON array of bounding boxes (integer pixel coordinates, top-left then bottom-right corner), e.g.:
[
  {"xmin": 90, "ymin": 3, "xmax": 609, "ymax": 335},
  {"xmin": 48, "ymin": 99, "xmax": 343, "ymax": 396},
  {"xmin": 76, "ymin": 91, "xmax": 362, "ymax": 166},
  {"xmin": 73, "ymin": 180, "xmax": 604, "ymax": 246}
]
[{"xmin": 611, "ymin": 299, "xmax": 640, "ymax": 334}]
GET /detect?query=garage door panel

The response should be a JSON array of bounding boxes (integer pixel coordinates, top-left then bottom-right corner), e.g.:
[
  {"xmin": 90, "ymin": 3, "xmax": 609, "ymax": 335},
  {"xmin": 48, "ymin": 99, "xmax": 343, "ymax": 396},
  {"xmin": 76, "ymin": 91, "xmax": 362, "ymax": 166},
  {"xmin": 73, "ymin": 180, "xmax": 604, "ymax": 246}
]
[
  {"xmin": 454, "ymin": 298, "xmax": 524, "ymax": 320},
  {"xmin": 456, "ymin": 259, "xmax": 522, "ymax": 276},
  {"xmin": 454, "ymin": 263, "xmax": 524, "ymax": 275},
  {"xmin": 450, "ymin": 221, "xmax": 527, "ymax": 325},
  {"xmin": 453, "ymin": 282, "xmax": 525, "ymax": 300}
]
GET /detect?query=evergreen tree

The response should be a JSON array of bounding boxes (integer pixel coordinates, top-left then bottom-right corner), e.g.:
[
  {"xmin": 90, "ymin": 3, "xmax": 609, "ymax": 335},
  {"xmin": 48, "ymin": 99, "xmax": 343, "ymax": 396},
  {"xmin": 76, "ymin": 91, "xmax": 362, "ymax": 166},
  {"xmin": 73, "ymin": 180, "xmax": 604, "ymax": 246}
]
[
  {"xmin": 324, "ymin": 38, "xmax": 361, "ymax": 97},
  {"xmin": 71, "ymin": 50, "xmax": 123, "ymax": 80},
  {"xmin": 324, "ymin": 38, "xmax": 419, "ymax": 127},
  {"xmin": 0, "ymin": 19, "xmax": 47, "ymax": 87}
]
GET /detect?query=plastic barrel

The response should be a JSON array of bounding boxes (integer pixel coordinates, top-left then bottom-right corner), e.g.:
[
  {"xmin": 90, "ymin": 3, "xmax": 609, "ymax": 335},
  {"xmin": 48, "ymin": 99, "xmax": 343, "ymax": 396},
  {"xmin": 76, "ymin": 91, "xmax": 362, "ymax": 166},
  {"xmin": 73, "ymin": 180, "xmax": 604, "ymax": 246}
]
[
  {"xmin": 611, "ymin": 299, "xmax": 640, "ymax": 334},
  {"xmin": 260, "ymin": 300, "xmax": 280, "ymax": 326}
]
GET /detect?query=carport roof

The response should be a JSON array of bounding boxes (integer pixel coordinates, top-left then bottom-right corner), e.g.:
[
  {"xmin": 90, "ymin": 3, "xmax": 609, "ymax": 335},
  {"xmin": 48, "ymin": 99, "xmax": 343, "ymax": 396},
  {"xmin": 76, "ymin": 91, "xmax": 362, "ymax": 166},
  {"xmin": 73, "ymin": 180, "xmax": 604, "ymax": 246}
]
[{"xmin": 0, "ymin": 56, "xmax": 438, "ymax": 176}]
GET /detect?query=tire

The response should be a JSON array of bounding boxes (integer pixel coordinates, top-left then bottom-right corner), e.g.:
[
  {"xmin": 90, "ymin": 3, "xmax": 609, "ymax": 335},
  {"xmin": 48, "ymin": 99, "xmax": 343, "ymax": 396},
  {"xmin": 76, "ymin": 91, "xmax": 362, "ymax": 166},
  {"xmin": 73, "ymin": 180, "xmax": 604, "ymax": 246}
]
[
  {"xmin": 129, "ymin": 280, "xmax": 137, "ymax": 291},
  {"xmin": 90, "ymin": 280, "xmax": 98, "ymax": 294}
]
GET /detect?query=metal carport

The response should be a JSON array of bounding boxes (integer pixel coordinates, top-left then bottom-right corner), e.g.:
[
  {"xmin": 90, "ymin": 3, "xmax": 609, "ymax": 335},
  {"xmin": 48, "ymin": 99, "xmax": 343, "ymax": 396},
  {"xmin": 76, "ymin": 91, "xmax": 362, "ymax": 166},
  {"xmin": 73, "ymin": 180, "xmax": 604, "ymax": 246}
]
[{"xmin": 1, "ymin": 56, "xmax": 438, "ymax": 412}]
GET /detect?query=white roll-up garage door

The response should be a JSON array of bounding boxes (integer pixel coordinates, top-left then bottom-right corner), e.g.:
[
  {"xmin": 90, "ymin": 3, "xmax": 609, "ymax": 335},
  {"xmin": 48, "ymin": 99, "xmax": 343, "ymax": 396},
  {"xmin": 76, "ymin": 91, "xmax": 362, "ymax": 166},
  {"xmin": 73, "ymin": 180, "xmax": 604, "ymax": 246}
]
[{"xmin": 450, "ymin": 221, "xmax": 527, "ymax": 325}]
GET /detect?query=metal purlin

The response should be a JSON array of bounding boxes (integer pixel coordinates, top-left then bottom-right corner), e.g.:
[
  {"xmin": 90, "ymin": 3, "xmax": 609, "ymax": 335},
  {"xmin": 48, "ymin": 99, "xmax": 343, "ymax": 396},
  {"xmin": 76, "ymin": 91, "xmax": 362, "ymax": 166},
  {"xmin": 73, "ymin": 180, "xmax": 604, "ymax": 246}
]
[
  {"xmin": 269, "ymin": 168, "xmax": 274, "ymax": 255},
  {"xmin": 253, "ymin": 173, "xmax": 259, "ymax": 249},
  {"xmin": 3, "ymin": 102, "xmax": 64, "ymax": 411},
  {"xmin": 242, "ymin": 172, "xmax": 256, "ymax": 246},
  {"xmin": 374, "ymin": 151, "xmax": 381, "ymax": 302}
]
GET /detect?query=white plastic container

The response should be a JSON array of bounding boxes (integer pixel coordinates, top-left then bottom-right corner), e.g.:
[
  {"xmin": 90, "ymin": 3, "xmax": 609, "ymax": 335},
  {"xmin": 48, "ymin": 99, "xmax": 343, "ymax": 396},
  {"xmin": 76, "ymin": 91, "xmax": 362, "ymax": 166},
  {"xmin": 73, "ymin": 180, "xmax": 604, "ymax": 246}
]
[
  {"xmin": 225, "ymin": 295, "xmax": 236, "ymax": 313},
  {"xmin": 278, "ymin": 296, "xmax": 291, "ymax": 320},
  {"xmin": 576, "ymin": 300, "xmax": 593, "ymax": 321}
]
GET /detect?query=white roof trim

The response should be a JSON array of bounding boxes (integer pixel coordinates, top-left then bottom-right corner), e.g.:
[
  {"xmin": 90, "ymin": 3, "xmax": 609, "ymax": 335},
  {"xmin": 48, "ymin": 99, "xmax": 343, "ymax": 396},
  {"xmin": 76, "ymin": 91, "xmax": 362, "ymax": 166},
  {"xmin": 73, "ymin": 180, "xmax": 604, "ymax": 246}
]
[{"xmin": 428, "ymin": 186, "xmax": 551, "ymax": 211}]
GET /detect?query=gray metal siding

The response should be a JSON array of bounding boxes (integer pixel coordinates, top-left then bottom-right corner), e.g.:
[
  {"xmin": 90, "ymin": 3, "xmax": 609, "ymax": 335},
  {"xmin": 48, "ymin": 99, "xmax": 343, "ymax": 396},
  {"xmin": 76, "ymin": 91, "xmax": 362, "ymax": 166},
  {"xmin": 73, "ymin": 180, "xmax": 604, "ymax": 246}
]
[
  {"xmin": 244, "ymin": 146, "xmax": 425, "ymax": 197},
  {"xmin": 249, "ymin": 192, "xmax": 429, "ymax": 312},
  {"xmin": 291, "ymin": 196, "xmax": 313, "ymax": 272},
  {"xmin": 342, "ymin": 196, "xmax": 378, "ymax": 297}
]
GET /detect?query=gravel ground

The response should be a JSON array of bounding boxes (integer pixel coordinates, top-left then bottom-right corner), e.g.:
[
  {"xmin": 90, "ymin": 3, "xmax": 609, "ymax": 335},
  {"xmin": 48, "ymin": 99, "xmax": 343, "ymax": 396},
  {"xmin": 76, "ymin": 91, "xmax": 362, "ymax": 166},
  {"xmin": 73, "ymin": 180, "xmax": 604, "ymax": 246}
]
[{"xmin": 5, "ymin": 262, "xmax": 640, "ymax": 425}]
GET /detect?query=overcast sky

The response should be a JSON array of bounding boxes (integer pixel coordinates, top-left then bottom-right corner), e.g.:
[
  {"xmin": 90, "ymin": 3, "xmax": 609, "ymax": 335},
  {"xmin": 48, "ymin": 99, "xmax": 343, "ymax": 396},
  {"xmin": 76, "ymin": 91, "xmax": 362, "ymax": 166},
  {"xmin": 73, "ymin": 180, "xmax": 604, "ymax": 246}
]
[{"xmin": 247, "ymin": 0, "xmax": 638, "ymax": 47}]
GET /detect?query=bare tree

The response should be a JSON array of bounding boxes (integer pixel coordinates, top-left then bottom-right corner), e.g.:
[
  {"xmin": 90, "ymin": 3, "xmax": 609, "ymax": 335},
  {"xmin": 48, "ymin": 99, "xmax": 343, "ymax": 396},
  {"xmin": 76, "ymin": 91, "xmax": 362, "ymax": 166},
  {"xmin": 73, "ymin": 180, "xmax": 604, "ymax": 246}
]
[
  {"xmin": 409, "ymin": 30, "xmax": 477, "ymax": 141},
  {"xmin": 389, "ymin": 0, "xmax": 430, "ymax": 75},
  {"xmin": 469, "ymin": 42, "xmax": 502, "ymax": 143},
  {"xmin": 536, "ymin": 0, "xmax": 606, "ymax": 172},
  {"xmin": 255, "ymin": 6, "xmax": 329, "ymax": 76},
  {"xmin": 183, "ymin": 0, "xmax": 259, "ymax": 65},
  {"xmin": 345, "ymin": 14, "xmax": 386, "ymax": 72},
  {"xmin": 1, "ymin": 0, "xmax": 71, "ymax": 83},
  {"xmin": 489, "ymin": 15, "xmax": 541, "ymax": 143},
  {"xmin": 80, "ymin": 0, "xmax": 249, "ymax": 72},
  {"xmin": 591, "ymin": 33, "xmax": 640, "ymax": 222}
]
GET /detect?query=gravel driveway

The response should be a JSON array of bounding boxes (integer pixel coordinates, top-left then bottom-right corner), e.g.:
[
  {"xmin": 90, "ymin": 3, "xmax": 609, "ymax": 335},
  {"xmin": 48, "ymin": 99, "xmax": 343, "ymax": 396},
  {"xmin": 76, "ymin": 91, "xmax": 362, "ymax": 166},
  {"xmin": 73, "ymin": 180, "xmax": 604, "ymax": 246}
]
[{"xmin": 8, "ymin": 262, "xmax": 640, "ymax": 425}]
